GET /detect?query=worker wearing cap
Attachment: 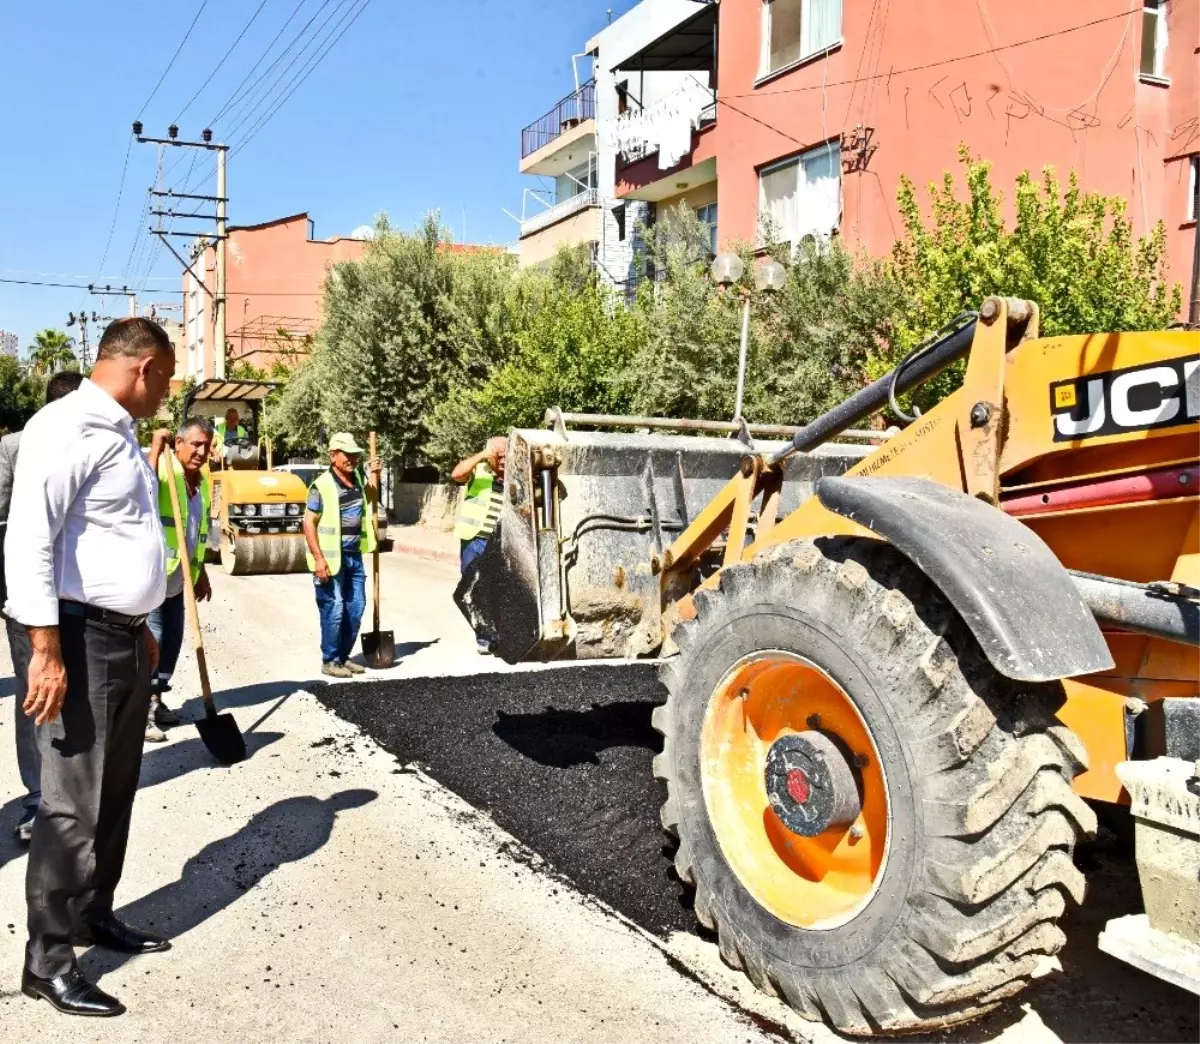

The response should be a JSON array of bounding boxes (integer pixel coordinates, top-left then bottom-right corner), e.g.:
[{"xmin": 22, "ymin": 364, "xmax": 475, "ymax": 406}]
[
  {"xmin": 302, "ymin": 433, "xmax": 381, "ymax": 679},
  {"xmin": 451, "ymin": 436, "xmax": 506, "ymax": 653}
]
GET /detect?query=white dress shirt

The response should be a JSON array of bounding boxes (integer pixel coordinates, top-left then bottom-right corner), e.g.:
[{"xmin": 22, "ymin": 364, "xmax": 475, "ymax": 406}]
[{"xmin": 3, "ymin": 378, "xmax": 166, "ymax": 626}]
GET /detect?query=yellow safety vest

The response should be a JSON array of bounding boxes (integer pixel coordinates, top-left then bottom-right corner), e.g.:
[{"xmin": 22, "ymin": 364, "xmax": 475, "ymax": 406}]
[
  {"xmin": 454, "ymin": 463, "xmax": 502, "ymax": 541},
  {"xmin": 214, "ymin": 420, "xmax": 247, "ymax": 443},
  {"xmin": 305, "ymin": 469, "xmax": 377, "ymax": 576},
  {"xmin": 157, "ymin": 456, "xmax": 211, "ymax": 585}
]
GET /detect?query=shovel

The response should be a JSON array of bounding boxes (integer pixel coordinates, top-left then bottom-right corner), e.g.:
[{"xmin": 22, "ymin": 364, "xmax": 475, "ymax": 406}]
[
  {"xmin": 163, "ymin": 446, "xmax": 246, "ymax": 765},
  {"xmin": 361, "ymin": 431, "xmax": 396, "ymax": 669}
]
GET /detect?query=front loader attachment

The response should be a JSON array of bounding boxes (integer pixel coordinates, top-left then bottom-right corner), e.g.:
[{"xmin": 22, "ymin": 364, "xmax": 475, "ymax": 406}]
[{"xmin": 455, "ymin": 420, "xmax": 874, "ymax": 664}]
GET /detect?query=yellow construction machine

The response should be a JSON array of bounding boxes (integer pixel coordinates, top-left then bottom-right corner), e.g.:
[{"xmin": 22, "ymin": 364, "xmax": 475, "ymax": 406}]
[
  {"xmin": 183, "ymin": 379, "xmax": 308, "ymax": 575},
  {"xmin": 457, "ymin": 298, "xmax": 1200, "ymax": 1033}
]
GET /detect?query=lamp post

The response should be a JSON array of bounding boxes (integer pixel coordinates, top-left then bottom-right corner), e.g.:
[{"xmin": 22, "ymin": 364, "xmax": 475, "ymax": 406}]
[{"xmin": 711, "ymin": 253, "xmax": 786, "ymax": 422}]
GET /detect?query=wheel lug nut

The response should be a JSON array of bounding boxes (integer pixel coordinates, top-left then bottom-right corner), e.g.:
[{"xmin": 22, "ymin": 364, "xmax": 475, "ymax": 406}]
[
  {"xmin": 849, "ymin": 824, "xmax": 864, "ymax": 841},
  {"xmin": 854, "ymin": 753, "xmax": 869, "ymax": 769},
  {"xmin": 738, "ymin": 688, "xmax": 749, "ymax": 700},
  {"xmin": 806, "ymin": 713, "xmax": 821, "ymax": 728}
]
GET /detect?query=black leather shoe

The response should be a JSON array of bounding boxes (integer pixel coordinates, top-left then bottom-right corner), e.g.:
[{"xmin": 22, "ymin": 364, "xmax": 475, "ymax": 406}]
[
  {"xmin": 21, "ymin": 966, "xmax": 125, "ymax": 1016},
  {"xmin": 85, "ymin": 915, "xmax": 171, "ymax": 954}
]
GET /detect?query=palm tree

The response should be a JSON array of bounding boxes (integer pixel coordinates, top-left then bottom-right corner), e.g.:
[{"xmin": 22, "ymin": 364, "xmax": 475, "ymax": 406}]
[{"xmin": 28, "ymin": 329, "xmax": 77, "ymax": 375}]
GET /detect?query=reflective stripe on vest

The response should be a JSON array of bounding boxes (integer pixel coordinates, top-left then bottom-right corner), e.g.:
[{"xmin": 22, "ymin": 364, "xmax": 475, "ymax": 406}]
[
  {"xmin": 454, "ymin": 464, "xmax": 501, "ymax": 541},
  {"xmin": 157, "ymin": 457, "xmax": 211, "ymax": 584},
  {"xmin": 305, "ymin": 469, "xmax": 377, "ymax": 576}
]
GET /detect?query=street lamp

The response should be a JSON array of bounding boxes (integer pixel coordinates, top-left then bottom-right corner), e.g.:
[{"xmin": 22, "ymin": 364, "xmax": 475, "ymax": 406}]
[{"xmin": 711, "ymin": 253, "xmax": 787, "ymax": 422}]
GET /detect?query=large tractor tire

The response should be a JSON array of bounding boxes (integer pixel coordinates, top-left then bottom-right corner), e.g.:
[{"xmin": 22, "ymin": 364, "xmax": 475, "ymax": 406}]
[{"xmin": 652, "ymin": 538, "xmax": 1095, "ymax": 1035}]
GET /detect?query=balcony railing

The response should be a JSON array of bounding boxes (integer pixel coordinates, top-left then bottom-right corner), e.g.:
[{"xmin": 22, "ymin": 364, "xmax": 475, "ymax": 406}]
[
  {"xmin": 521, "ymin": 82, "xmax": 596, "ymax": 159},
  {"xmin": 520, "ymin": 188, "xmax": 600, "ymax": 237}
]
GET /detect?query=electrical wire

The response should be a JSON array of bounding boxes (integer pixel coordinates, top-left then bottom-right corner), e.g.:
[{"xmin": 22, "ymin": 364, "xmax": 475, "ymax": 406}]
[
  {"xmin": 223, "ymin": 0, "xmax": 358, "ymax": 148},
  {"xmin": 175, "ymin": 0, "xmax": 270, "ymax": 124},
  {"xmin": 214, "ymin": 0, "xmax": 342, "ymax": 135},
  {"xmin": 137, "ymin": 0, "xmax": 210, "ymax": 117},
  {"xmin": 0, "ymin": 277, "xmax": 326, "ymax": 297},
  {"xmin": 91, "ymin": 136, "xmax": 133, "ymax": 281},
  {"xmin": 231, "ymin": 0, "xmax": 373, "ymax": 157},
  {"xmin": 209, "ymin": 0, "xmax": 311, "ymax": 124}
]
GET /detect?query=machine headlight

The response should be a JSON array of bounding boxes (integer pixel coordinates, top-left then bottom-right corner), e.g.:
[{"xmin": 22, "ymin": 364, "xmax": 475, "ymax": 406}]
[
  {"xmin": 243, "ymin": 504, "xmax": 258, "ymax": 517},
  {"xmin": 286, "ymin": 503, "xmax": 302, "ymax": 516},
  {"xmin": 228, "ymin": 504, "xmax": 242, "ymax": 516}
]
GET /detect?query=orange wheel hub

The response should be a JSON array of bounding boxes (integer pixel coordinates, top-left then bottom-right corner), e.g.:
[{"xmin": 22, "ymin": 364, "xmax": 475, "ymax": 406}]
[{"xmin": 700, "ymin": 651, "xmax": 889, "ymax": 929}]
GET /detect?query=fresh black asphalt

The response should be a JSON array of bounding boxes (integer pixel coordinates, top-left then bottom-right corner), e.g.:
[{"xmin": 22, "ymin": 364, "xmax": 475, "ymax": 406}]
[{"xmin": 316, "ymin": 665, "xmax": 702, "ymax": 938}]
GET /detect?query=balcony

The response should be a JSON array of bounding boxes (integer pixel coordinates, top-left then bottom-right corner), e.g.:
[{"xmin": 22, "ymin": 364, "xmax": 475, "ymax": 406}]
[
  {"xmin": 520, "ymin": 83, "xmax": 596, "ymax": 175},
  {"xmin": 520, "ymin": 188, "xmax": 600, "ymax": 238}
]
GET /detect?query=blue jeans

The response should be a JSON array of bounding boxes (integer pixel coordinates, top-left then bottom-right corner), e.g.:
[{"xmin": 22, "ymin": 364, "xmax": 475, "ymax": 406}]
[
  {"xmin": 314, "ymin": 551, "xmax": 366, "ymax": 664},
  {"xmin": 461, "ymin": 537, "xmax": 494, "ymax": 645},
  {"xmin": 147, "ymin": 591, "xmax": 185, "ymax": 696}
]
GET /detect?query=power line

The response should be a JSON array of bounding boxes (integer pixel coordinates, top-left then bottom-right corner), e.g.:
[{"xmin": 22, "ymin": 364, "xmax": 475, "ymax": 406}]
[
  {"xmin": 209, "ymin": 0, "xmax": 311, "ymax": 124},
  {"xmin": 137, "ymin": 0, "xmax": 210, "ymax": 116},
  {"xmin": 231, "ymin": 0, "xmax": 373, "ymax": 156},
  {"xmin": 215, "ymin": 0, "xmax": 341, "ymax": 135},
  {"xmin": 720, "ymin": 8, "xmax": 1134, "ymax": 101},
  {"xmin": 91, "ymin": 136, "xmax": 133, "ymax": 280},
  {"xmin": 0, "ymin": 276, "xmax": 326, "ymax": 297},
  {"xmin": 175, "ymin": 0, "xmax": 270, "ymax": 124}
]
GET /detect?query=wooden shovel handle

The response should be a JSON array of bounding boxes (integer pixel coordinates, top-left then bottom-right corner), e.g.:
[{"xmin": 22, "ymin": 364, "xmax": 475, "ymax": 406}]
[
  {"xmin": 369, "ymin": 431, "xmax": 381, "ymax": 633},
  {"xmin": 163, "ymin": 446, "xmax": 214, "ymax": 709}
]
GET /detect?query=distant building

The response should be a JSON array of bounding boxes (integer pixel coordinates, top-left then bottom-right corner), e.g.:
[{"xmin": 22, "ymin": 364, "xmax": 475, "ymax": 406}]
[
  {"xmin": 182, "ymin": 213, "xmax": 370, "ymax": 380},
  {"xmin": 0, "ymin": 330, "xmax": 17, "ymax": 358}
]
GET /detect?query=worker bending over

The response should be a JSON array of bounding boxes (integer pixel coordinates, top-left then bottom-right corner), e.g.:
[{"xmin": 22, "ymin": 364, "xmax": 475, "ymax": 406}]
[{"xmin": 451, "ymin": 436, "xmax": 506, "ymax": 653}]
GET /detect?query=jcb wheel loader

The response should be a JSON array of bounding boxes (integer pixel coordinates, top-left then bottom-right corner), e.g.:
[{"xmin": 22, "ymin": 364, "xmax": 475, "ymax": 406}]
[{"xmin": 457, "ymin": 298, "xmax": 1200, "ymax": 1034}]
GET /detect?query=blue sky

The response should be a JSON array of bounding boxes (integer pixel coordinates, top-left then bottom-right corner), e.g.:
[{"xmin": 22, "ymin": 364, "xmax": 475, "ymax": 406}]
[{"xmin": 0, "ymin": 0, "xmax": 636, "ymax": 353}]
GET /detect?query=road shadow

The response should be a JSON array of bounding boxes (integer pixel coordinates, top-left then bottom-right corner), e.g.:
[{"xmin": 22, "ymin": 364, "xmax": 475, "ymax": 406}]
[
  {"xmin": 138, "ymin": 731, "xmax": 284, "ymax": 792},
  {"xmin": 492, "ymin": 701, "xmax": 660, "ymax": 768},
  {"xmin": 176, "ymin": 679, "xmax": 325, "ymax": 718},
  {"xmin": 349, "ymin": 638, "xmax": 439, "ymax": 668},
  {"xmin": 81, "ymin": 788, "xmax": 377, "ymax": 982}
]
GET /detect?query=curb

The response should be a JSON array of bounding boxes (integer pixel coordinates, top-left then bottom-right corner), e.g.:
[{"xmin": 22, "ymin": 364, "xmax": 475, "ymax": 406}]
[{"xmin": 387, "ymin": 540, "xmax": 458, "ymax": 566}]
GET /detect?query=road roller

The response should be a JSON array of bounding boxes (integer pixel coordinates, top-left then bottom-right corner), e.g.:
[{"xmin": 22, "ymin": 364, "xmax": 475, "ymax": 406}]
[{"xmin": 182, "ymin": 379, "xmax": 308, "ymax": 576}]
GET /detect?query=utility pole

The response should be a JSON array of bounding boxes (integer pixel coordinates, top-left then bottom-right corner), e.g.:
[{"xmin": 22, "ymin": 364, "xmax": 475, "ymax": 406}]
[
  {"xmin": 133, "ymin": 122, "xmax": 229, "ymax": 379},
  {"xmin": 87, "ymin": 283, "xmax": 138, "ymax": 318},
  {"xmin": 67, "ymin": 310, "xmax": 100, "ymax": 371},
  {"xmin": 215, "ymin": 144, "xmax": 227, "ymax": 378}
]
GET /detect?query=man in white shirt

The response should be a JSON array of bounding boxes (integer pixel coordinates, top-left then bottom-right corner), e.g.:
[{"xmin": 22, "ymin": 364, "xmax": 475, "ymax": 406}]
[{"xmin": 4, "ymin": 317, "xmax": 176, "ymax": 1018}]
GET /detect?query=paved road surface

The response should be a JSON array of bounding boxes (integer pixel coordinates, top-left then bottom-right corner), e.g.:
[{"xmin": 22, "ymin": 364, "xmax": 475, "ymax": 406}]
[{"xmin": 0, "ymin": 551, "xmax": 1194, "ymax": 1042}]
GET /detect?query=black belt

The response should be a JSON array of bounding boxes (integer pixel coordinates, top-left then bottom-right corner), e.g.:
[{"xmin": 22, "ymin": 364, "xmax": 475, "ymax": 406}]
[{"xmin": 60, "ymin": 601, "xmax": 147, "ymax": 630}]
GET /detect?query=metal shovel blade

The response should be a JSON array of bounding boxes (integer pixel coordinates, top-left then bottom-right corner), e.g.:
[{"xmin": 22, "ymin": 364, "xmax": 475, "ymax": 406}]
[
  {"xmin": 362, "ymin": 629, "xmax": 396, "ymax": 669},
  {"xmin": 196, "ymin": 711, "xmax": 247, "ymax": 765}
]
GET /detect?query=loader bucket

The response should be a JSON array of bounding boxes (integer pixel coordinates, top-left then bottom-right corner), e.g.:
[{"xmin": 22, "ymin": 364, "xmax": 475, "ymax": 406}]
[{"xmin": 454, "ymin": 427, "xmax": 872, "ymax": 665}]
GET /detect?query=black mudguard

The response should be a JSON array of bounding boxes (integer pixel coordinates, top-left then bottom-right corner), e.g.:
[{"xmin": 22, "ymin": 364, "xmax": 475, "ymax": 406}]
[{"xmin": 815, "ymin": 476, "xmax": 1114, "ymax": 682}]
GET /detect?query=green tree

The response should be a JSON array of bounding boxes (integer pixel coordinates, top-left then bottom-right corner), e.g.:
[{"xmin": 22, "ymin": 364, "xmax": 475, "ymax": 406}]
[
  {"xmin": 0, "ymin": 355, "xmax": 46, "ymax": 434},
  {"xmin": 278, "ymin": 214, "xmax": 519, "ymax": 461},
  {"xmin": 882, "ymin": 146, "xmax": 1183, "ymax": 410},
  {"xmin": 425, "ymin": 259, "xmax": 645, "ymax": 470},
  {"xmin": 27, "ymin": 329, "xmax": 77, "ymax": 375}
]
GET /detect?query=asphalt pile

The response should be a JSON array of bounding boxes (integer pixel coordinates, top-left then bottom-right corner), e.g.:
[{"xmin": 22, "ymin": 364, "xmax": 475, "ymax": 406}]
[{"xmin": 317, "ymin": 665, "xmax": 701, "ymax": 936}]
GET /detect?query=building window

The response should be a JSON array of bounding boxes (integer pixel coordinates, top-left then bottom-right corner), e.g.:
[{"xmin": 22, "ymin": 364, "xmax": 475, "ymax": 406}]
[
  {"xmin": 759, "ymin": 142, "xmax": 841, "ymax": 248},
  {"xmin": 1140, "ymin": 0, "xmax": 1168, "ymax": 79},
  {"xmin": 760, "ymin": 0, "xmax": 842, "ymax": 76},
  {"xmin": 696, "ymin": 203, "xmax": 718, "ymax": 256}
]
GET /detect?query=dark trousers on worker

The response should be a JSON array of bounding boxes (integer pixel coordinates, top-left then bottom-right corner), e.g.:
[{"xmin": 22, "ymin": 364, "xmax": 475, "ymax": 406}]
[
  {"xmin": 314, "ymin": 551, "xmax": 366, "ymax": 664},
  {"xmin": 147, "ymin": 592, "xmax": 185, "ymax": 696},
  {"xmin": 25, "ymin": 613, "xmax": 151, "ymax": 979},
  {"xmin": 3, "ymin": 613, "xmax": 40, "ymax": 813}
]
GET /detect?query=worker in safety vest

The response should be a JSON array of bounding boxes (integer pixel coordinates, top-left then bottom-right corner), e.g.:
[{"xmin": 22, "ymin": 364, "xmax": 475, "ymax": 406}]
[
  {"xmin": 302, "ymin": 432, "xmax": 382, "ymax": 678},
  {"xmin": 146, "ymin": 416, "xmax": 214, "ymax": 742},
  {"xmin": 451, "ymin": 435, "xmax": 506, "ymax": 653},
  {"xmin": 212, "ymin": 407, "xmax": 247, "ymax": 465}
]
